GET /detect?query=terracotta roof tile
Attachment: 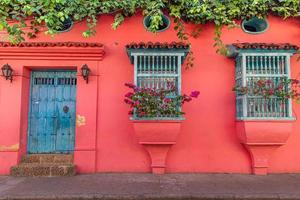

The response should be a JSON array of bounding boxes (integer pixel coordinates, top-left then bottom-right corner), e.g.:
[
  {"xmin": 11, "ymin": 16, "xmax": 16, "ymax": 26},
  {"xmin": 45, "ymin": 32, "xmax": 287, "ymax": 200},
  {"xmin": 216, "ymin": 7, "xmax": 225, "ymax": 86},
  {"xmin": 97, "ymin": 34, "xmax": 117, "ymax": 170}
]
[
  {"xmin": 126, "ymin": 42, "xmax": 190, "ymax": 49},
  {"xmin": 232, "ymin": 43, "xmax": 299, "ymax": 51},
  {"xmin": 0, "ymin": 42, "xmax": 104, "ymax": 48}
]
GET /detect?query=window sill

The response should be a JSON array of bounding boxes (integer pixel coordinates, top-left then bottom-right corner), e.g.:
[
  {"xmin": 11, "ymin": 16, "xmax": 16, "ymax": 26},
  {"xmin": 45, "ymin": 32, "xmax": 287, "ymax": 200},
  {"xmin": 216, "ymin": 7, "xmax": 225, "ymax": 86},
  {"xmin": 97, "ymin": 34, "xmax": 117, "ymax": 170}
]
[
  {"xmin": 236, "ymin": 117, "xmax": 295, "ymax": 121},
  {"xmin": 130, "ymin": 117, "xmax": 185, "ymax": 121}
]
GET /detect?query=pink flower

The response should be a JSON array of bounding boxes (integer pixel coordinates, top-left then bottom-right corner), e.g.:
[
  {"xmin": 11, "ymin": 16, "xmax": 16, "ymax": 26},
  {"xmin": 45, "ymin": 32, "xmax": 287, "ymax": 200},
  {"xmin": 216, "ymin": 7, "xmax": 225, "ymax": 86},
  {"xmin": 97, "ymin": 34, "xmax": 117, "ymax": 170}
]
[
  {"xmin": 146, "ymin": 88, "xmax": 153, "ymax": 92},
  {"xmin": 182, "ymin": 95, "xmax": 192, "ymax": 104},
  {"xmin": 150, "ymin": 90, "xmax": 158, "ymax": 96},
  {"xmin": 190, "ymin": 91, "xmax": 200, "ymax": 98},
  {"xmin": 124, "ymin": 83, "xmax": 136, "ymax": 89},
  {"xmin": 160, "ymin": 104, "xmax": 168, "ymax": 109},
  {"xmin": 277, "ymin": 85, "xmax": 283, "ymax": 90},
  {"xmin": 164, "ymin": 98, "xmax": 172, "ymax": 103},
  {"xmin": 134, "ymin": 86, "xmax": 141, "ymax": 92},
  {"xmin": 292, "ymin": 79, "xmax": 299, "ymax": 84},
  {"xmin": 135, "ymin": 100, "xmax": 140, "ymax": 106},
  {"xmin": 185, "ymin": 97, "xmax": 192, "ymax": 102},
  {"xmin": 266, "ymin": 79, "xmax": 273, "ymax": 84},
  {"xmin": 128, "ymin": 110, "xmax": 133, "ymax": 115},
  {"xmin": 267, "ymin": 89, "xmax": 274, "ymax": 95},
  {"xmin": 124, "ymin": 99, "xmax": 134, "ymax": 105},
  {"xmin": 125, "ymin": 92, "xmax": 133, "ymax": 98}
]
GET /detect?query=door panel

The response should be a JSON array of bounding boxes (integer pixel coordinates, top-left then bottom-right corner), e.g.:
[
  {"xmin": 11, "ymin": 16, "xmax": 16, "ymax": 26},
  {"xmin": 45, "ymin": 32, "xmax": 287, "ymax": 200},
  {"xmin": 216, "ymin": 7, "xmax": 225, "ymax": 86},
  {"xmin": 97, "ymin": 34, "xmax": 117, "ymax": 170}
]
[{"xmin": 28, "ymin": 71, "xmax": 77, "ymax": 154}]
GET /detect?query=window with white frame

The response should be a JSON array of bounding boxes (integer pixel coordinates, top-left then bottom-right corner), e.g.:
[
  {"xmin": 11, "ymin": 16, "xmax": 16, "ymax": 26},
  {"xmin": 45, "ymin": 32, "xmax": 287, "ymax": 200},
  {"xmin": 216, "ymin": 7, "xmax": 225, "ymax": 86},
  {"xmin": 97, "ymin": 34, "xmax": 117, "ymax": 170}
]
[
  {"xmin": 126, "ymin": 42, "xmax": 190, "ymax": 117},
  {"xmin": 134, "ymin": 53, "xmax": 183, "ymax": 93},
  {"xmin": 232, "ymin": 44, "xmax": 298, "ymax": 120}
]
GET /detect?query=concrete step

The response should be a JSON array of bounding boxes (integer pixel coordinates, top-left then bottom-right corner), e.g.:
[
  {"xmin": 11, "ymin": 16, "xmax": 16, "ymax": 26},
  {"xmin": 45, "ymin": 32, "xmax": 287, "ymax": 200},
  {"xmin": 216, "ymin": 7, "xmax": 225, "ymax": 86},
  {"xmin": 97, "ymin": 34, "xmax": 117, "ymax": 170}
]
[
  {"xmin": 21, "ymin": 154, "xmax": 73, "ymax": 164},
  {"xmin": 10, "ymin": 163, "xmax": 76, "ymax": 177}
]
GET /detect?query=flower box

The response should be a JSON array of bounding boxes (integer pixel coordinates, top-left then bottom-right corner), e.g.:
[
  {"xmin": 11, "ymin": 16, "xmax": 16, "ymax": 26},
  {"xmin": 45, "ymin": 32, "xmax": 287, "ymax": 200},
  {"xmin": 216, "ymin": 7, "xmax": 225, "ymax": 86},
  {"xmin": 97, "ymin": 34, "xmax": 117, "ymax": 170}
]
[
  {"xmin": 236, "ymin": 120, "xmax": 294, "ymax": 175},
  {"xmin": 124, "ymin": 82, "xmax": 199, "ymax": 174},
  {"xmin": 132, "ymin": 119, "xmax": 184, "ymax": 174}
]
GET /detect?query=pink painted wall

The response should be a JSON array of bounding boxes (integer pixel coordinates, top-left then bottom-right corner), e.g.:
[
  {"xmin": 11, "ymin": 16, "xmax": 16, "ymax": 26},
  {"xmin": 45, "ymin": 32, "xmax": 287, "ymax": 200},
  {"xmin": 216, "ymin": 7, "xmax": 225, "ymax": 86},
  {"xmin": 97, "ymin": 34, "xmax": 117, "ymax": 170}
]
[{"xmin": 0, "ymin": 14, "xmax": 300, "ymax": 174}]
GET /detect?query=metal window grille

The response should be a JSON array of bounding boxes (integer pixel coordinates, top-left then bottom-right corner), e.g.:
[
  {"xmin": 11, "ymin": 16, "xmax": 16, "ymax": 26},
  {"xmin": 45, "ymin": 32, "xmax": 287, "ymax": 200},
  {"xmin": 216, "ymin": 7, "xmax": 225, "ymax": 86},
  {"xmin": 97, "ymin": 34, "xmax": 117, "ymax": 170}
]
[
  {"xmin": 132, "ymin": 53, "xmax": 184, "ymax": 92},
  {"xmin": 34, "ymin": 77, "xmax": 55, "ymax": 85},
  {"xmin": 34, "ymin": 77, "xmax": 77, "ymax": 86},
  {"xmin": 235, "ymin": 53, "xmax": 293, "ymax": 120},
  {"xmin": 129, "ymin": 52, "xmax": 186, "ymax": 119},
  {"xmin": 57, "ymin": 77, "xmax": 77, "ymax": 85}
]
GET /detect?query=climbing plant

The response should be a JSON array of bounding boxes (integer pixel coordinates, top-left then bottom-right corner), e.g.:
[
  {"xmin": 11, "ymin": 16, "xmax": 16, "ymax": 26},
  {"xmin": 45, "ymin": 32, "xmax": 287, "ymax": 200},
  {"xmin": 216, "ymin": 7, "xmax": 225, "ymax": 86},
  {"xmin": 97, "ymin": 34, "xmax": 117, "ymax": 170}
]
[{"xmin": 0, "ymin": 0, "xmax": 299, "ymax": 64}]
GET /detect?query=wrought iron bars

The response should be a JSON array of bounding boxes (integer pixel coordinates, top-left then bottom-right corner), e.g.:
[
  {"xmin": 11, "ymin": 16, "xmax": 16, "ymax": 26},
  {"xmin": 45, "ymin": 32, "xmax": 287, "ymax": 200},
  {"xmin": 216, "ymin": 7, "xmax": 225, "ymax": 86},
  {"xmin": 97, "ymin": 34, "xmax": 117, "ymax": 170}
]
[
  {"xmin": 131, "ymin": 52, "xmax": 185, "ymax": 119},
  {"xmin": 235, "ymin": 53, "xmax": 293, "ymax": 120}
]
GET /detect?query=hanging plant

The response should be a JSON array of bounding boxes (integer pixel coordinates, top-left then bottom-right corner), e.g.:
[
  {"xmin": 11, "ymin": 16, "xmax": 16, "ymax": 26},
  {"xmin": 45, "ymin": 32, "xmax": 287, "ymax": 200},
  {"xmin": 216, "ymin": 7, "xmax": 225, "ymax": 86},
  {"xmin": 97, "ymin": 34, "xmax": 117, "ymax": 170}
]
[{"xmin": 0, "ymin": 0, "xmax": 299, "ymax": 59}]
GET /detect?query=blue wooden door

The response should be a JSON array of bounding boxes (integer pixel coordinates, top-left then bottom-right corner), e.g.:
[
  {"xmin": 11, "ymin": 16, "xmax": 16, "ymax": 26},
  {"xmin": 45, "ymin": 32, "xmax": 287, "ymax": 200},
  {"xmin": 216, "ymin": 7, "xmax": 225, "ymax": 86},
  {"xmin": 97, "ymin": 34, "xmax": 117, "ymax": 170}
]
[{"xmin": 28, "ymin": 71, "xmax": 77, "ymax": 154}]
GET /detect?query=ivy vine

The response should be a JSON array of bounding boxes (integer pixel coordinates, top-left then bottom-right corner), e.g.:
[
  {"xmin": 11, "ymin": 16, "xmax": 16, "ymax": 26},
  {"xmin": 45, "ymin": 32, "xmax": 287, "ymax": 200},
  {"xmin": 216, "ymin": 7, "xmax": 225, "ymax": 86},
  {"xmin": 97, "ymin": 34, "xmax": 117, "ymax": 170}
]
[{"xmin": 0, "ymin": 0, "xmax": 299, "ymax": 67}]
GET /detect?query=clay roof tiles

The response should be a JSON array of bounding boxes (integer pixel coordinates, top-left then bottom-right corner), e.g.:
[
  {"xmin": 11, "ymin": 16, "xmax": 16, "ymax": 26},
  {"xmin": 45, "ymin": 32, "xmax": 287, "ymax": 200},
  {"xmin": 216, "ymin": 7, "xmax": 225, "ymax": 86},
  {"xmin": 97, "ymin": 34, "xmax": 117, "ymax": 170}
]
[
  {"xmin": 126, "ymin": 42, "xmax": 190, "ymax": 49},
  {"xmin": 232, "ymin": 43, "xmax": 299, "ymax": 51},
  {"xmin": 0, "ymin": 42, "xmax": 104, "ymax": 48}
]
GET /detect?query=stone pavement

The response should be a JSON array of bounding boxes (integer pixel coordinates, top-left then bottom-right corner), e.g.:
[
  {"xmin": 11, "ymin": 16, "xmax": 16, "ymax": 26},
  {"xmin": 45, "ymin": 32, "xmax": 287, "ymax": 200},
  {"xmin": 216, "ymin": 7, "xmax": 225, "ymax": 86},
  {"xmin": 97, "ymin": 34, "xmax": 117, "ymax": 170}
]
[{"xmin": 1, "ymin": 173, "xmax": 300, "ymax": 200}]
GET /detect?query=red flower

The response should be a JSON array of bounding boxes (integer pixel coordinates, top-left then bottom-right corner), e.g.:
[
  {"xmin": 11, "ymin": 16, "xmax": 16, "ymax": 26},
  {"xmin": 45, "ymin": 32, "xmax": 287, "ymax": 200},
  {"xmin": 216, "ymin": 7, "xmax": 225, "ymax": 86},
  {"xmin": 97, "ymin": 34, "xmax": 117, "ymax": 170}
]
[
  {"xmin": 124, "ymin": 99, "xmax": 134, "ymax": 105},
  {"xmin": 135, "ymin": 100, "xmax": 141, "ymax": 106},
  {"xmin": 292, "ymin": 79, "xmax": 299, "ymax": 84},
  {"xmin": 124, "ymin": 83, "xmax": 136, "ymax": 89},
  {"xmin": 190, "ymin": 91, "xmax": 200, "ymax": 98},
  {"xmin": 124, "ymin": 82, "xmax": 199, "ymax": 117},
  {"xmin": 164, "ymin": 98, "xmax": 172, "ymax": 103},
  {"xmin": 265, "ymin": 79, "xmax": 273, "ymax": 85},
  {"xmin": 277, "ymin": 84, "xmax": 283, "ymax": 90},
  {"xmin": 128, "ymin": 110, "xmax": 134, "ymax": 115},
  {"xmin": 267, "ymin": 89, "xmax": 274, "ymax": 95},
  {"xmin": 150, "ymin": 90, "xmax": 158, "ymax": 96},
  {"xmin": 182, "ymin": 95, "xmax": 192, "ymax": 103},
  {"xmin": 125, "ymin": 92, "xmax": 133, "ymax": 98}
]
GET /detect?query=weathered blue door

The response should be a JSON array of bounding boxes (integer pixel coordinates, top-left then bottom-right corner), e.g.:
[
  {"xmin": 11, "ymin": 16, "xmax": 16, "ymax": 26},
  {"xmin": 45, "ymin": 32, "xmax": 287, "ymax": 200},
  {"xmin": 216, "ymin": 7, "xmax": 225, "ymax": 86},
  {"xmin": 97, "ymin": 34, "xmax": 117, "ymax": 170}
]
[{"xmin": 28, "ymin": 71, "xmax": 77, "ymax": 154}]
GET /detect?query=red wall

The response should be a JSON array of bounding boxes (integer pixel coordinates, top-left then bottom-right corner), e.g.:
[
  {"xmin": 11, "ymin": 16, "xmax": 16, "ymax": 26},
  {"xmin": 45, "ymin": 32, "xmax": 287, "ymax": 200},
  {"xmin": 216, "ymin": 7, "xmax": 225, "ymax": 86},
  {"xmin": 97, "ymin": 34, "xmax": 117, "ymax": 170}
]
[{"xmin": 0, "ymin": 14, "xmax": 300, "ymax": 174}]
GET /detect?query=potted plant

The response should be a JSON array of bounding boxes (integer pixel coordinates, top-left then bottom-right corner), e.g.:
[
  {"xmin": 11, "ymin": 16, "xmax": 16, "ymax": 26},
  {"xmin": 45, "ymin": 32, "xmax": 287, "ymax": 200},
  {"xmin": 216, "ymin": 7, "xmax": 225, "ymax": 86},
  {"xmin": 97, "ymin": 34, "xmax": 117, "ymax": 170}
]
[
  {"xmin": 124, "ymin": 83, "xmax": 199, "ymax": 174},
  {"xmin": 233, "ymin": 78, "xmax": 298, "ymax": 175}
]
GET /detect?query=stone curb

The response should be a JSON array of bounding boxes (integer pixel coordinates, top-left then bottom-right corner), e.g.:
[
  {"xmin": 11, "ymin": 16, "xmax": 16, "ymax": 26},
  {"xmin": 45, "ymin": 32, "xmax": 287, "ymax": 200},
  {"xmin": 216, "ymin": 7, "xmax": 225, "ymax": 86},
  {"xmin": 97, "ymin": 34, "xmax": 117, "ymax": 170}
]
[{"xmin": 1, "ymin": 194, "xmax": 300, "ymax": 200}]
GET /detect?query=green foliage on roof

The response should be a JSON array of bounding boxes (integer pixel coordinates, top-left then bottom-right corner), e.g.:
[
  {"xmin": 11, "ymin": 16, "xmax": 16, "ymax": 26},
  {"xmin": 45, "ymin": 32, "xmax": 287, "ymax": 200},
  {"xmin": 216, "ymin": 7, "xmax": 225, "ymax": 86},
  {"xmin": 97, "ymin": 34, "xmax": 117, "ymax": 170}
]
[{"xmin": 0, "ymin": 0, "xmax": 299, "ymax": 59}]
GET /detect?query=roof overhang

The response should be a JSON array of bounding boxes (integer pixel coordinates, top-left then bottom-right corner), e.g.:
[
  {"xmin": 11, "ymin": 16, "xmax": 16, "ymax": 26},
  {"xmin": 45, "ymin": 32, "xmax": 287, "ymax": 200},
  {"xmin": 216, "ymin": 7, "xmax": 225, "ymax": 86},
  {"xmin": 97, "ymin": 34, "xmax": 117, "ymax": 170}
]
[
  {"xmin": 126, "ymin": 42, "xmax": 190, "ymax": 64},
  {"xmin": 0, "ymin": 42, "xmax": 105, "ymax": 61},
  {"xmin": 227, "ymin": 43, "xmax": 299, "ymax": 58}
]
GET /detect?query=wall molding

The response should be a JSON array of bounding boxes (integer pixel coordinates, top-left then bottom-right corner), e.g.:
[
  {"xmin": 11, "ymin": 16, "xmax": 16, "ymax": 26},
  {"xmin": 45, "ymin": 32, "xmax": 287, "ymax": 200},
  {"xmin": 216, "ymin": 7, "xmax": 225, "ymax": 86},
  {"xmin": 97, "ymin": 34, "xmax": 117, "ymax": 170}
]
[{"xmin": 0, "ymin": 42, "xmax": 105, "ymax": 61}]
